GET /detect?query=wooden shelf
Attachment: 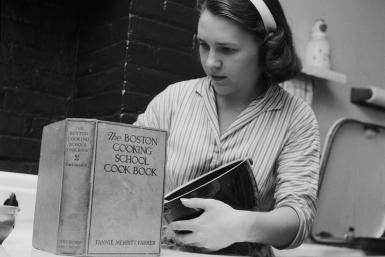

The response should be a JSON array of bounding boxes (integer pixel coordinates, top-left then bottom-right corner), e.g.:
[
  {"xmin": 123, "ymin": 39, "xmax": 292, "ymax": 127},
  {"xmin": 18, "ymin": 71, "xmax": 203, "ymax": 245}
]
[{"xmin": 302, "ymin": 65, "xmax": 347, "ymax": 84}]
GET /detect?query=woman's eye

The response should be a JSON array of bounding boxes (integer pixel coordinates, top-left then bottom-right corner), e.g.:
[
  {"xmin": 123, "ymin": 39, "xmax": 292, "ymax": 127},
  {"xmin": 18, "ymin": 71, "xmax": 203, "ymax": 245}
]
[
  {"xmin": 219, "ymin": 47, "xmax": 236, "ymax": 54},
  {"xmin": 198, "ymin": 42, "xmax": 209, "ymax": 50}
]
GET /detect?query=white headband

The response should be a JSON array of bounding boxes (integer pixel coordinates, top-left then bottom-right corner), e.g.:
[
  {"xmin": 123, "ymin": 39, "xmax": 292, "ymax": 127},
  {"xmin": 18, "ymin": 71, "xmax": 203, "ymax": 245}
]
[{"xmin": 249, "ymin": 0, "xmax": 277, "ymax": 33}]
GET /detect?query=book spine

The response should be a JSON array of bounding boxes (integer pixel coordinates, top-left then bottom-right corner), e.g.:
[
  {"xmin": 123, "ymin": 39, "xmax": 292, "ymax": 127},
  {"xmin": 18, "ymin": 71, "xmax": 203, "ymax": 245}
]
[
  {"xmin": 56, "ymin": 120, "xmax": 96, "ymax": 255},
  {"xmin": 33, "ymin": 121, "xmax": 66, "ymax": 252}
]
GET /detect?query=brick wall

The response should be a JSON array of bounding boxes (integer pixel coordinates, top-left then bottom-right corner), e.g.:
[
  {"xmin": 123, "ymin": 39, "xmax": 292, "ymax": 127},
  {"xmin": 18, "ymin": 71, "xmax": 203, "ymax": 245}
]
[
  {"xmin": 0, "ymin": 0, "xmax": 204, "ymax": 174},
  {"xmin": 0, "ymin": 0, "xmax": 80, "ymax": 174},
  {"xmin": 74, "ymin": 0, "xmax": 203, "ymax": 123}
]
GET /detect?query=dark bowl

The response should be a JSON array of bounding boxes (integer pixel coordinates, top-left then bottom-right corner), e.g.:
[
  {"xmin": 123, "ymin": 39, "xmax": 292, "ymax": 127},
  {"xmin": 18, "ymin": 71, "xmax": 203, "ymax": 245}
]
[{"xmin": 163, "ymin": 159, "xmax": 257, "ymax": 223}]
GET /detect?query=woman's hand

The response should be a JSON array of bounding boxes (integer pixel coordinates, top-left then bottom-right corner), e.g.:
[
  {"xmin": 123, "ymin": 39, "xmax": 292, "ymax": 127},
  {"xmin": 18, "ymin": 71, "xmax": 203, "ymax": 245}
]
[
  {"xmin": 168, "ymin": 198, "xmax": 245, "ymax": 251},
  {"xmin": 167, "ymin": 198, "xmax": 301, "ymax": 251}
]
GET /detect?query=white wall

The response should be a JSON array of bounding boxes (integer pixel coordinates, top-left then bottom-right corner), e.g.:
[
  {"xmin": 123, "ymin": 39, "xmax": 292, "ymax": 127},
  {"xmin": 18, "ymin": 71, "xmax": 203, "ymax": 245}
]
[{"xmin": 281, "ymin": 0, "xmax": 385, "ymax": 142}]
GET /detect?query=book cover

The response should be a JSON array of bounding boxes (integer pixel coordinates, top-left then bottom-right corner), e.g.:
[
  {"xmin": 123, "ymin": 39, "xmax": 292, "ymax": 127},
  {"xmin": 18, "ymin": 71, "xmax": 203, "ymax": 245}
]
[
  {"xmin": 32, "ymin": 119, "xmax": 167, "ymax": 256},
  {"xmin": 163, "ymin": 159, "xmax": 258, "ymax": 223}
]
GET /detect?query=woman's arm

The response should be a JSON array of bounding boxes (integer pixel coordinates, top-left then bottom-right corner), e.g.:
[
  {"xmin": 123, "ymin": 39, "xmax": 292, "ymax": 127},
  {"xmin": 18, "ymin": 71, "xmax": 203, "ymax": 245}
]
[
  {"xmin": 236, "ymin": 205, "xmax": 299, "ymax": 247},
  {"xmin": 169, "ymin": 198, "xmax": 299, "ymax": 251},
  {"xmin": 274, "ymin": 103, "xmax": 320, "ymax": 248}
]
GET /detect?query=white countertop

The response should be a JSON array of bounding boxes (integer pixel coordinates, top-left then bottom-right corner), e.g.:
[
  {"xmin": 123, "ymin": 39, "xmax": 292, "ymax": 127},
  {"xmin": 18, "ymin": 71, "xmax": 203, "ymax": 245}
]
[
  {"xmin": 1, "ymin": 218, "xmax": 369, "ymax": 257},
  {"xmin": 2, "ymin": 219, "xmax": 204, "ymax": 257},
  {"xmin": 0, "ymin": 171, "xmax": 373, "ymax": 257},
  {"xmin": 2, "ymin": 218, "xmax": 234, "ymax": 257}
]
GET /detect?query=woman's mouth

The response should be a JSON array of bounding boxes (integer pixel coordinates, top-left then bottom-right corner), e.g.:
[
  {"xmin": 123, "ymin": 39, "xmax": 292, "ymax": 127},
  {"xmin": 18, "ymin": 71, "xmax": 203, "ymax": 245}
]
[{"xmin": 211, "ymin": 75, "xmax": 227, "ymax": 81}]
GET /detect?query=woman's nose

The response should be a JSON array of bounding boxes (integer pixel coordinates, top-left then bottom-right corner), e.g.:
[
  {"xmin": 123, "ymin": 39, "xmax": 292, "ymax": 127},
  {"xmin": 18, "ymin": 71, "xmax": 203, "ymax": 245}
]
[{"xmin": 205, "ymin": 50, "xmax": 222, "ymax": 70}]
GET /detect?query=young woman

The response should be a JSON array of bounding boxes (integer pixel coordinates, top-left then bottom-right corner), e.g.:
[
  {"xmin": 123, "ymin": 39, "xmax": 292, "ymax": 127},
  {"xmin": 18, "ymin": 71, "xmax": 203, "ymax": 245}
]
[{"xmin": 135, "ymin": 0, "xmax": 320, "ymax": 256}]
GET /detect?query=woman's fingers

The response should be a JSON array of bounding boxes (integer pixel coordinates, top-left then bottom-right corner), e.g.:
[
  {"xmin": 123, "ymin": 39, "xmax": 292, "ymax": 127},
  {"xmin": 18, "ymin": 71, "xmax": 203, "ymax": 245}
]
[
  {"xmin": 173, "ymin": 231, "xmax": 197, "ymax": 246},
  {"xmin": 169, "ymin": 219, "xmax": 196, "ymax": 232},
  {"xmin": 180, "ymin": 197, "xmax": 219, "ymax": 209}
]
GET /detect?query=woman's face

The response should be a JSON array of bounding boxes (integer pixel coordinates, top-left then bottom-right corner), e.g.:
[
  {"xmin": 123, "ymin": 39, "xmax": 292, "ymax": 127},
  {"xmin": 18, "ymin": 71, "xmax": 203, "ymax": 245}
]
[{"xmin": 197, "ymin": 9, "xmax": 262, "ymax": 99}]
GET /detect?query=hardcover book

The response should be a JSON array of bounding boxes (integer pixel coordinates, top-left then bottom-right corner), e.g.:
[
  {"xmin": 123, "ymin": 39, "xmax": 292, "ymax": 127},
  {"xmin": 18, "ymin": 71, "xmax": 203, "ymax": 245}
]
[
  {"xmin": 32, "ymin": 119, "xmax": 167, "ymax": 256},
  {"xmin": 163, "ymin": 159, "xmax": 258, "ymax": 223}
]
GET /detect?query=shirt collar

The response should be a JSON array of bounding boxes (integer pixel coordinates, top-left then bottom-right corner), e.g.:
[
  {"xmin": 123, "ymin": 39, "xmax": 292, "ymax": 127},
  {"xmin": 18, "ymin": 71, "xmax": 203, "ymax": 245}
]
[
  {"xmin": 195, "ymin": 76, "xmax": 284, "ymax": 112},
  {"xmin": 194, "ymin": 76, "xmax": 210, "ymax": 96}
]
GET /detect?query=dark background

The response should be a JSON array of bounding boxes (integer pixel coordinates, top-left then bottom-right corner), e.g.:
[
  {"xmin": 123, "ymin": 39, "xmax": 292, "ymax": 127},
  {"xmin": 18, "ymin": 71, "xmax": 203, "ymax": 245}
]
[{"xmin": 0, "ymin": 0, "xmax": 204, "ymax": 174}]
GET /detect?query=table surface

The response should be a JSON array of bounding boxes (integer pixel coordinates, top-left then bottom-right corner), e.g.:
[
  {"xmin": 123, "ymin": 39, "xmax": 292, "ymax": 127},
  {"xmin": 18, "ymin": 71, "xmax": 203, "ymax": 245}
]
[
  {"xmin": 0, "ymin": 171, "xmax": 381, "ymax": 257},
  {"xmin": 1, "ymin": 219, "xmax": 373, "ymax": 257}
]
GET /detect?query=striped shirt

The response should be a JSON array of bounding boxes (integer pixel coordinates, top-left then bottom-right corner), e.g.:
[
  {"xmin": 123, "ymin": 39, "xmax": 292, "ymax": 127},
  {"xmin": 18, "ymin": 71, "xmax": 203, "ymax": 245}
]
[{"xmin": 135, "ymin": 77, "xmax": 320, "ymax": 252}]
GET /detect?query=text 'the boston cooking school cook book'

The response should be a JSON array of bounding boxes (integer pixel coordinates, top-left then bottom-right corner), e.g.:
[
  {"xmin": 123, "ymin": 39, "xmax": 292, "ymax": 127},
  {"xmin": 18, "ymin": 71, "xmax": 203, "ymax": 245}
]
[{"xmin": 33, "ymin": 119, "xmax": 167, "ymax": 256}]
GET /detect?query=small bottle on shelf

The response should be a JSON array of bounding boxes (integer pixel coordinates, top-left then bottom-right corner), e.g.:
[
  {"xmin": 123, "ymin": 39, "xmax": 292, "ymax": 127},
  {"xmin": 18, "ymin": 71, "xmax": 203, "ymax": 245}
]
[{"xmin": 305, "ymin": 19, "xmax": 331, "ymax": 70}]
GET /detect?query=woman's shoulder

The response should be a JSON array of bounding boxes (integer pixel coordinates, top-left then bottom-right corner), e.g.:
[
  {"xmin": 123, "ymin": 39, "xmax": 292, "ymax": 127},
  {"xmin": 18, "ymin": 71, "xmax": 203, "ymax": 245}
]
[
  {"xmin": 274, "ymin": 86, "xmax": 318, "ymax": 125},
  {"xmin": 146, "ymin": 77, "xmax": 209, "ymax": 111},
  {"xmin": 165, "ymin": 76, "xmax": 209, "ymax": 94},
  {"xmin": 276, "ymin": 86, "xmax": 314, "ymax": 111},
  {"xmin": 153, "ymin": 77, "xmax": 209, "ymax": 105},
  {"xmin": 272, "ymin": 86, "xmax": 319, "ymax": 137}
]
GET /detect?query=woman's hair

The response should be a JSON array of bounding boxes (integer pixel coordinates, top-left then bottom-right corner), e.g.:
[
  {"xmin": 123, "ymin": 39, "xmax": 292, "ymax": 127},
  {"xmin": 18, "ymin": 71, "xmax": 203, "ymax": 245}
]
[{"xmin": 196, "ymin": 0, "xmax": 301, "ymax": 84}]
